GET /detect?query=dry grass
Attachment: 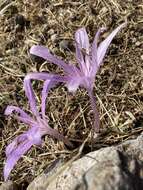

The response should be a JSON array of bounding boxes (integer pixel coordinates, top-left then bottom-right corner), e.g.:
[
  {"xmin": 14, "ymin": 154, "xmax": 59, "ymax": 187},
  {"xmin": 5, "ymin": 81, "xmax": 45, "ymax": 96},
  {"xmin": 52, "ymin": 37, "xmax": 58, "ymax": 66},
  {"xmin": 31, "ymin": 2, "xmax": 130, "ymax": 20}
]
[{"xmin": 0, "ymin": 0, "xmax": 143, "ymax": 188}]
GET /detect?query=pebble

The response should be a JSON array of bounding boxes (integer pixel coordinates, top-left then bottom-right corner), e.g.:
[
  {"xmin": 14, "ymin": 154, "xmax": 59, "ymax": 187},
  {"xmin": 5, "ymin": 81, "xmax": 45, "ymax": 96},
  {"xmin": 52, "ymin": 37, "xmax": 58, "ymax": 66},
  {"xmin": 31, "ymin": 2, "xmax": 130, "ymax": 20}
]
[
  {"xmin": 51, "ymin": 34, "xmax": 57, "ymax": 42},
  {"xmin": 135, "ymin": 41, "xmax": 141, "ymax": 46}
]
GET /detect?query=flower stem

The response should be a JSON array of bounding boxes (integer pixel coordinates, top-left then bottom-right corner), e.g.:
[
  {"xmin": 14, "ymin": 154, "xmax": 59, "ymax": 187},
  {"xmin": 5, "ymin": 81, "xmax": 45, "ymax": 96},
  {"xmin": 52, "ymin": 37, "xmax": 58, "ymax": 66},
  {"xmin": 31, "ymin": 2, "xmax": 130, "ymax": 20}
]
[{"xmin": 87, "ymin": 89, "xmax": 100, "ymax": 132}]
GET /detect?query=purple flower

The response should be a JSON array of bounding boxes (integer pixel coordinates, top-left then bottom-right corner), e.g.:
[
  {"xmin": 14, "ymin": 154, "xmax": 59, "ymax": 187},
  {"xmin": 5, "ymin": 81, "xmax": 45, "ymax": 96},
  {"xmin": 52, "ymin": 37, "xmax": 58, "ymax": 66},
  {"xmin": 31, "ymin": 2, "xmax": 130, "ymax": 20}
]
[
  {"xmin": 4, "ymin": 75, "xmax": 72, "ymax": 181},
  {"xmin": 30, "ymin": 23, "xmax": 126, "ymax": 131}
]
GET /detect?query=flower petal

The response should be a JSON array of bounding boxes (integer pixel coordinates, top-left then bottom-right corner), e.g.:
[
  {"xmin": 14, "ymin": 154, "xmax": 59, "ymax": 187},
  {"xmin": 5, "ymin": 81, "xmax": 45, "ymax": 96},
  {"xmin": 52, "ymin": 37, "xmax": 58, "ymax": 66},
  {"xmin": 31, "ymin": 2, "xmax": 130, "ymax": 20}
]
[
  {"xmin": 5, "ymin": 135, "xmax": 27, "ymax": 157},
  {"xmin": 91, "ymin": 27, "xmax": 106, "ymax": 76},
  {"xmin": 5, "ymin": 106, "xmax": 29, "ymax": 118},
  {"xmin": 30, "ymin": 45, "xmax": 71, "ymax": 73},
  {"xmin": 24, "ymin": 72, "xmax": 75, "ymax": 115},
  {"xmin": 24, "ymin": 76, "xmax": 39, "ymax": 117},
  {"xmin": 24, "ymin": 72, "xmax": 55, "ymax": 116},
  {"xmin": 24, "ymin": 73, "xmax": 68, "ymax": 116},
  {"xmin": 41, "ymin": 79, "xmax": 58, "ymax": 118},
  {"xmin": 75, "ymin": 28, "xmax": 92, "ymax": 74},
  {"xmin": 75, "ymin": 28, "xmax": 90, "ymax": 54},
  {"xmin": 97, "ymin": 22, "xmax": 126, "ymax": 66},
  {"xmin": 4, "ymin": 127, "xmax": 42, "ymax": 181},
  {"xmin": 5, "ymin": 106, "xmax": 34, "ymax": 125},
  {"xmin": 4, "ymin": 137, "xmax": 33, "ymax": 181}
]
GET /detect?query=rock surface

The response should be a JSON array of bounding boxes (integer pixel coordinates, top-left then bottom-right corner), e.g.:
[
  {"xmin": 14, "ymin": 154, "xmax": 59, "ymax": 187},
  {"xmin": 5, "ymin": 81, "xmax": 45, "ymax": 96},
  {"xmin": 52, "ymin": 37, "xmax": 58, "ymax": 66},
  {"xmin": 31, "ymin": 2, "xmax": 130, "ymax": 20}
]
[
  {"xmin": 27, "ymin": 133, "xmax": 143, "ymax": 190},
  {"xmin": 0, "ymin": 181, "xmax": 18, "ymax": 190}
]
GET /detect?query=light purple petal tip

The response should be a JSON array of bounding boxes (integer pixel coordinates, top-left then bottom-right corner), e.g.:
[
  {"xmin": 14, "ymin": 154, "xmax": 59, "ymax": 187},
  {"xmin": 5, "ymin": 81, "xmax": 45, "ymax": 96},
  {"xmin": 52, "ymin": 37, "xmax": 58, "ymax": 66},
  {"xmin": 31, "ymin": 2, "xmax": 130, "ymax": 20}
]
[
  {"xmin": 30, "ymin": 45, "xmax": 50, "ymax": 60},
  {"xmin": 4, "ymin": 106, "xmax": 32, "ymax": 121},
  {"xmin": 75, "ymin": 28, "xmax": 90, "ymax": 73},
  {"xmin": 75, "ymin": 28, "xmax": 90, "ymax": 53},
  {"xmin": 97, "ymin": 22, "xmax": 126, "ymax": 66},
  {"xmin": 91, "ymin": 27, "xmax": 106, "ymax": 76},
  {"xmin": 30, "ymin": 45, "xmax": 71, "ymax": 72}
]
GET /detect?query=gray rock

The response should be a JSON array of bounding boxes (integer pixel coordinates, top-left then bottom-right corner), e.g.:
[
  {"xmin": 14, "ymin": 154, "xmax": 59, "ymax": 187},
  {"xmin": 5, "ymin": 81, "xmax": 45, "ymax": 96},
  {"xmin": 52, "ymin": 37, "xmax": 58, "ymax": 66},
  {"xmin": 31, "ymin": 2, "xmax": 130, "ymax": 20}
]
[
  {"xmin": 27, "ymin": 133, "xmax": 143, "ymax": 190},
  {"xmin": 77, "ymin": 150, "xmax": 143, "ymax": 190}
]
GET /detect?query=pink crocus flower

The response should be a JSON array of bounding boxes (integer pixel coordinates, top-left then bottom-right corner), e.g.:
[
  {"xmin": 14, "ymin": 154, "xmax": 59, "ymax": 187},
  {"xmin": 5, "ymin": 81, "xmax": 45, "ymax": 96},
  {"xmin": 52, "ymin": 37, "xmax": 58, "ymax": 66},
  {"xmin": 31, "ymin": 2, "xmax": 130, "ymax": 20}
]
[
  {"xmin": 4, "ymin": 74, "xmax": 72, "ymax": 181},
  {"xmin": 29, "ymin": 22, "xmax": 126, "ymax": 131}
]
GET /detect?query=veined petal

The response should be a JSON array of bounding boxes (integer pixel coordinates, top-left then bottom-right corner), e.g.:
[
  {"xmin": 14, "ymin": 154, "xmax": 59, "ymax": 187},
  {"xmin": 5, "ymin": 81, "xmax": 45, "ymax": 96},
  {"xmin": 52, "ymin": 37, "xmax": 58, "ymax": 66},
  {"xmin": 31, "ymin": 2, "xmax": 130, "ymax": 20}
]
[
  {"xmin": 24, "ymin": 76, "xmax": 39, "ymax": 117},
  {"xmin": 4, "ymin": 127, "xmax": 42, "ymax": 181},
  {"xmin": 97, "ymin": 22, "xmax": 126, "ymax": 66},
  {"xmin": 30, "ymin": 45, "xmax": 71, "ymax": 73},
  {"xmin": 4, "ymin": 137, "xmax": 33, "ymax": 181},
  {"xmin": 75, "ymin": 28, "xmax": 90, "ymax": 73},
  {"xmin": 41, "ymin": 79, "xmax": 58, "ymax": 118},
  {"xmin": 91, "ymin": 27, "xmax": 106, "ymax": 76},
  {"xmin": 5, "ymin": 135, "xmax": 27, "ymax": 157},
  {"xmin": 24, "ymin": 72, "xmax": 65, "ymax": 81},
  {"xmin": 75, "ymin": 28, "xmax": 90, "ymax": 54},
  {"xmin": 24, "ymin": 72, "xmax": 55, "ymax": 116},
  {"xmin": 5, "ymin": 106, "xmax": 30, "ymax": 118}
]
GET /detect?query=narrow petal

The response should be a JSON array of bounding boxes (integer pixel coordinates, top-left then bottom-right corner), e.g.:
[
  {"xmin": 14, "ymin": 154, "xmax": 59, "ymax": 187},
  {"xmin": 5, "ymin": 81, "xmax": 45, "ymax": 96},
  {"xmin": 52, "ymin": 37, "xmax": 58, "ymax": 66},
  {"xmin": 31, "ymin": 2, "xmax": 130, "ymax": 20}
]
[
  {"xmin": 4, "ymin": 127, "xmax": 42, "ymax": 181},
  {"xmin": 30, "ymin": 45, "xmax": 72, "ymax": 73},
  {"xmin": 5, "ymin": 135, "xmax": 27, "ymax": 157},
  {"xmin": 4, "ymin": 138, "xmax": 33, "ymax": 181},
  {"xmin": 24, "ymin": 76, "xmax": 39, "ymax": 117},
  {"xmin": 75, "ymin": 28, "xmax": 90, "ymax": 73},
  {"xmin": 5, "ymin": 106, "xmax": 34, "ymax": 125},
  {"xmin": 91, "ymin": 27, "xmax": 106, "ymax": 76},
  {"xmin": 24, "ymin": 72, "xmax": 55, "ymax": 116},
  {"xmin": 97, "ymin": 22, "xmax": 126, "ymax": 66},
  {"xmin": 5, "ymin": 106, "xmax": 29, "ymax": 118},
  {"xmin": 75, "ymin": 28, "xmax": 90, "ymax": 53},
  {"xmin": 41, "ymin": 79, "xmax": 58, "ymax": 118},
  {"xmin": 25, "ymin": 72, "xmax": 56, "ymax": 81}
]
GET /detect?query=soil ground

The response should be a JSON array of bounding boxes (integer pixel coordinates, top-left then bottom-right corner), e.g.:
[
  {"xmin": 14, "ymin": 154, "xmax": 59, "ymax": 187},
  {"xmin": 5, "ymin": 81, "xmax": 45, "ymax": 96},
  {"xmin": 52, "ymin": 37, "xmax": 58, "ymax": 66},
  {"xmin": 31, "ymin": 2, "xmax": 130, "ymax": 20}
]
[{"xmin": 0, "ymin": 0, "xmax": 143, "ymax": 189}]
